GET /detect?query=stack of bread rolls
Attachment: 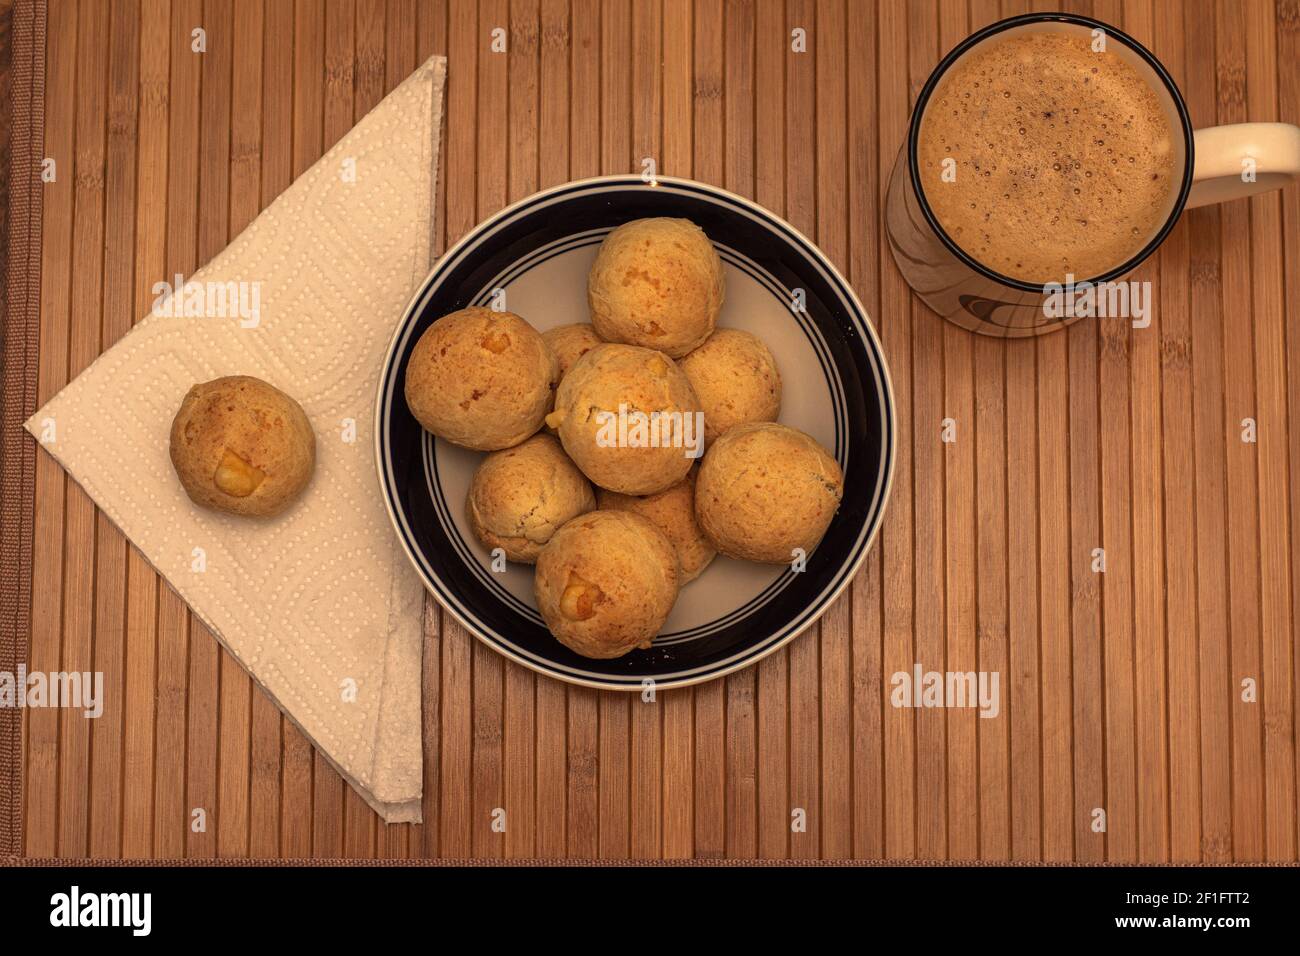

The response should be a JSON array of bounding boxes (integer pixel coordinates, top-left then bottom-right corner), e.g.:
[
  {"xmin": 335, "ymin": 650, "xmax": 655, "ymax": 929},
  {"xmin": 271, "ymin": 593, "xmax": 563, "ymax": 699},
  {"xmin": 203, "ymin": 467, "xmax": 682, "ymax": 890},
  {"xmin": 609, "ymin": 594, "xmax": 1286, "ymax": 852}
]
[{"xmin": 404, "ymin": 217, "xmax": 844, "ymax": 660}]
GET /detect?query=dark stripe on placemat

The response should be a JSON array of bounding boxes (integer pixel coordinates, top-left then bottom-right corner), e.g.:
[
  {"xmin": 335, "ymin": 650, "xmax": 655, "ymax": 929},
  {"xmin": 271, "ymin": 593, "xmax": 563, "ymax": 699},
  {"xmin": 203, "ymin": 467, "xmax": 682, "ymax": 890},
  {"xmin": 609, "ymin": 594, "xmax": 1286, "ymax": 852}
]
[{"xmin": 0, "ymin": 0, "xmax": 45, "ymax": 860}]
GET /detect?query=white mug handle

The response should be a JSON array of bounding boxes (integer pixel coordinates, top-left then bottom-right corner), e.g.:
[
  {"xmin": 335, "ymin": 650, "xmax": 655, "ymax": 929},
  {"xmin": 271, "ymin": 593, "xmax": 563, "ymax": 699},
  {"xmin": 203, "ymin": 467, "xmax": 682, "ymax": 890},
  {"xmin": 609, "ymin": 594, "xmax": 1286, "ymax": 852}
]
[{"xmin": 1187, "ymin": 122, "xmax": 1300, "ymax": 208}]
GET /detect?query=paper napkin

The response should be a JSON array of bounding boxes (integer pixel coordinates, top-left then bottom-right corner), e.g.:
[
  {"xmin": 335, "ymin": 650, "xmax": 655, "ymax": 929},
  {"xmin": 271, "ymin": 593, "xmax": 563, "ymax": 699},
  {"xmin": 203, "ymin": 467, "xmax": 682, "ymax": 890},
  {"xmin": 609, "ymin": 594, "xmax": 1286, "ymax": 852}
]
[{"xmin": 25, "ymin": 55, "xmax": 447, "ymax": 824}]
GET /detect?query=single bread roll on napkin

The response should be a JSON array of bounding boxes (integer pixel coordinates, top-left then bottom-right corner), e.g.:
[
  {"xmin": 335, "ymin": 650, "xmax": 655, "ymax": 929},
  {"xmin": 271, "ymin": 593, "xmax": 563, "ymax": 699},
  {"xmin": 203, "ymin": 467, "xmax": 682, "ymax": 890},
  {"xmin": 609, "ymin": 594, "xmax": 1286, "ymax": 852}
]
[{"xmin": 24, "ymin": 56, "xmax": 447, "ymax": 823}]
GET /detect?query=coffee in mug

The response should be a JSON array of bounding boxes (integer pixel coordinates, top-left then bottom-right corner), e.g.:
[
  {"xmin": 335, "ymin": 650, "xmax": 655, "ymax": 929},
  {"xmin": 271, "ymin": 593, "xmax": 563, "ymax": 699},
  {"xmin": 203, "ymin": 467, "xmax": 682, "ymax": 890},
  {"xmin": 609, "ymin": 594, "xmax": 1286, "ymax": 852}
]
[
  {"xmin": 916, "ymin": 30, "xmax": 1178, "ymax": 285},
  {"xmin": 886, "ymin": 13, "xmax": 1300, "ymax": 336}
]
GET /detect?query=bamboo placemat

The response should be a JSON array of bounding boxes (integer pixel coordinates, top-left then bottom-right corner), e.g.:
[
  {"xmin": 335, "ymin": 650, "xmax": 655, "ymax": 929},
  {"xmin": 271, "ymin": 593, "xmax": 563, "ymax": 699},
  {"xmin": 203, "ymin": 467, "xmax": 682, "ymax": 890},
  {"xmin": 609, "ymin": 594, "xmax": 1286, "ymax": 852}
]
[{"xmin": 5, "ymin": 0, "xmax": 1300, "ymax": 863}]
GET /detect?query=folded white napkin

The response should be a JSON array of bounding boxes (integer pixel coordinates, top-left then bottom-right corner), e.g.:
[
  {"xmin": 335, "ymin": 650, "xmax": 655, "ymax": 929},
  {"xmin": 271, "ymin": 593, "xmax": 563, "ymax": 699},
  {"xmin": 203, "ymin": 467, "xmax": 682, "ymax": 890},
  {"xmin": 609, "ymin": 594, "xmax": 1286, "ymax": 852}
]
[{"xmin": 25, "ymin": 55, "xmax": 447, "ymax": 823}]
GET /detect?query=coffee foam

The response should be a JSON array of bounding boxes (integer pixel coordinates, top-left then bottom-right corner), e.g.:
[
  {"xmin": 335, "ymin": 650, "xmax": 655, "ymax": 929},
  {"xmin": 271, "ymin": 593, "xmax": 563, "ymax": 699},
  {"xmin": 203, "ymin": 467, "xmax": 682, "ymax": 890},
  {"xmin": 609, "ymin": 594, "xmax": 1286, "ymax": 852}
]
[{"xmin": 917, "ymin": 30, "xmax": 1176, "ymax": 284}]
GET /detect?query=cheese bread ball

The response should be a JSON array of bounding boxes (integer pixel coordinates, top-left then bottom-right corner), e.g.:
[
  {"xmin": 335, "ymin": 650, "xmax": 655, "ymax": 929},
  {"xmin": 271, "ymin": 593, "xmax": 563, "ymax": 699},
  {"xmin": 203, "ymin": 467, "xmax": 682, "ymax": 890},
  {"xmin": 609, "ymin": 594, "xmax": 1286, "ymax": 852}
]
[
  {"xmin": 404, "ymin": 307, "xmax": 558, "ymax": 451},
  {"xmin": 542, "ymin": 323, "xmax": 604, "ymax": 383},
  {"xmin": 466, "ymin": 434, "xmax": 596, "ymax": 564},
  {"xmin": 695, "ymin": 422, "xmax": 843, "ymax": 564},
  {"xmin": 679, "ymin": 328, "xmax": 782, "ymax": 446},
  {"xmin": 596, "ymin": 470, "xmax": 715, "ymax": 583},
  {"xmin": 587, "ymin": 217, "xmax": 725, "ymax": 358},
  {"xmin": 546, "ymin": 343, "xmax": 701, "ymax": 496},
  {"xmin": 169, "ymin": 375, "xmax": 316, "ymax": 518},
  {"xmin": 534, "ymin": 510, "xmax": 680, "ymax": 659}
]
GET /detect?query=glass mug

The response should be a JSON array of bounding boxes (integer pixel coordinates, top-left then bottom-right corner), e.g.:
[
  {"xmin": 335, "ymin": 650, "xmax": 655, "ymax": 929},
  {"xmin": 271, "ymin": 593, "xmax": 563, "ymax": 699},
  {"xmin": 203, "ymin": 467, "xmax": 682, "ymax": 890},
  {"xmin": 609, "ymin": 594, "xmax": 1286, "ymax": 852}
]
[{"xmin": 886, "ymin": 12, "xmax": 1300, "ymax": 337}]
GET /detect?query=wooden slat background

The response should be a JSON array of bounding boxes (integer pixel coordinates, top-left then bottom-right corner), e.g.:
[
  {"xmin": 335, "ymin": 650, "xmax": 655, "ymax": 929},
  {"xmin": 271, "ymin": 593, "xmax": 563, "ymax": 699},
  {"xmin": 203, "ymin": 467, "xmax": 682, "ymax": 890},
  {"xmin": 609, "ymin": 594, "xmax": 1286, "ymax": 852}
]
[{"xmin": 19, "ymin": 0, "xmax": 1300, "ymax": 861}]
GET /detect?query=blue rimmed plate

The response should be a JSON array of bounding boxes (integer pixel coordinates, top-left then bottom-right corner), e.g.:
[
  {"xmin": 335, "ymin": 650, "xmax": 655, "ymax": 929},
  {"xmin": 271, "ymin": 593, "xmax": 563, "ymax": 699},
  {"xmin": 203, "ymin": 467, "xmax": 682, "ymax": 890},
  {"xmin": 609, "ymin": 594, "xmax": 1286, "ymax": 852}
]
[{"xmin": 375, "ymin": 176, "xmax": 896, "ymax": 690}]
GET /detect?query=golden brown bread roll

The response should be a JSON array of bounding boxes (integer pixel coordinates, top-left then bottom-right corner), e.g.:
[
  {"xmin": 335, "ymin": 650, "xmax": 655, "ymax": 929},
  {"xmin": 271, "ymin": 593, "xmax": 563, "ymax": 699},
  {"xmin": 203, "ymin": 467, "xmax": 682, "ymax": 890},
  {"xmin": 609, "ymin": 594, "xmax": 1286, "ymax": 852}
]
[
  {"xmin": 679, "ymin": 328, "xmax": 782, "ymax": 447},
  {"xmin": 404, "ymin": 306, "xmax": 558, "ymax": 451},
  {"xmin": 534, "ymin": 510, "xmax": 680, "ymax": 659},
  {"xmin": 466, "ymin": 433, "xmax": 596, "ymax": 564},
  {"xmin": 587, "ymin": 217, "xmax": 724, "ymax": 358},
  {"xmin": 695, "ymin": 422, "xmax": 843, "ymax": 563},
  {"xmin": 545, "ymin": 343, "xmax": 702, "ymax": 496},
  {"xmin": 169, "ymin": 375, "xmax": 316, "ymax": 518}
]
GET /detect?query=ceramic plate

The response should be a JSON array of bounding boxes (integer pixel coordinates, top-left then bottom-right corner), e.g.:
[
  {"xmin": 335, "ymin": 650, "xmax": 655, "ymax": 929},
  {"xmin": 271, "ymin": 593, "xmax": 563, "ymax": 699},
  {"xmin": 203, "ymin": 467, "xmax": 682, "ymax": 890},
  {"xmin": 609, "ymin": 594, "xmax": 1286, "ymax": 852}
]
[{"xmin": 376, "ymin": 176, "xmax": 895, "ymax": 690}]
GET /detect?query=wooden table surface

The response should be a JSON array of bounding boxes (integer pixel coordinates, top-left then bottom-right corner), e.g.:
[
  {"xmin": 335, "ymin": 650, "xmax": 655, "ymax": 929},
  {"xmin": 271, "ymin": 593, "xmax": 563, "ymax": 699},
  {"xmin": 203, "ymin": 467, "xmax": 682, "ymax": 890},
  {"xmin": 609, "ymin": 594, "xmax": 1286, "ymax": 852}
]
[{"xmin": 18, "ymin": 0, "xmax": 1300, "ymax": 861}]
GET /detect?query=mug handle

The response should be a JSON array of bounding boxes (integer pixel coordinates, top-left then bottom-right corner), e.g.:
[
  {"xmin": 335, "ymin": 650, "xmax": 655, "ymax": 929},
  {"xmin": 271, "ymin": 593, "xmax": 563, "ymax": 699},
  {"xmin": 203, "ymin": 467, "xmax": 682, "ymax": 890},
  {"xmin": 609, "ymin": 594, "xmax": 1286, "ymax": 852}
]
[{"xmin": 1187, "ymin": 122, "xmax": 1300, "ymax": 208}]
